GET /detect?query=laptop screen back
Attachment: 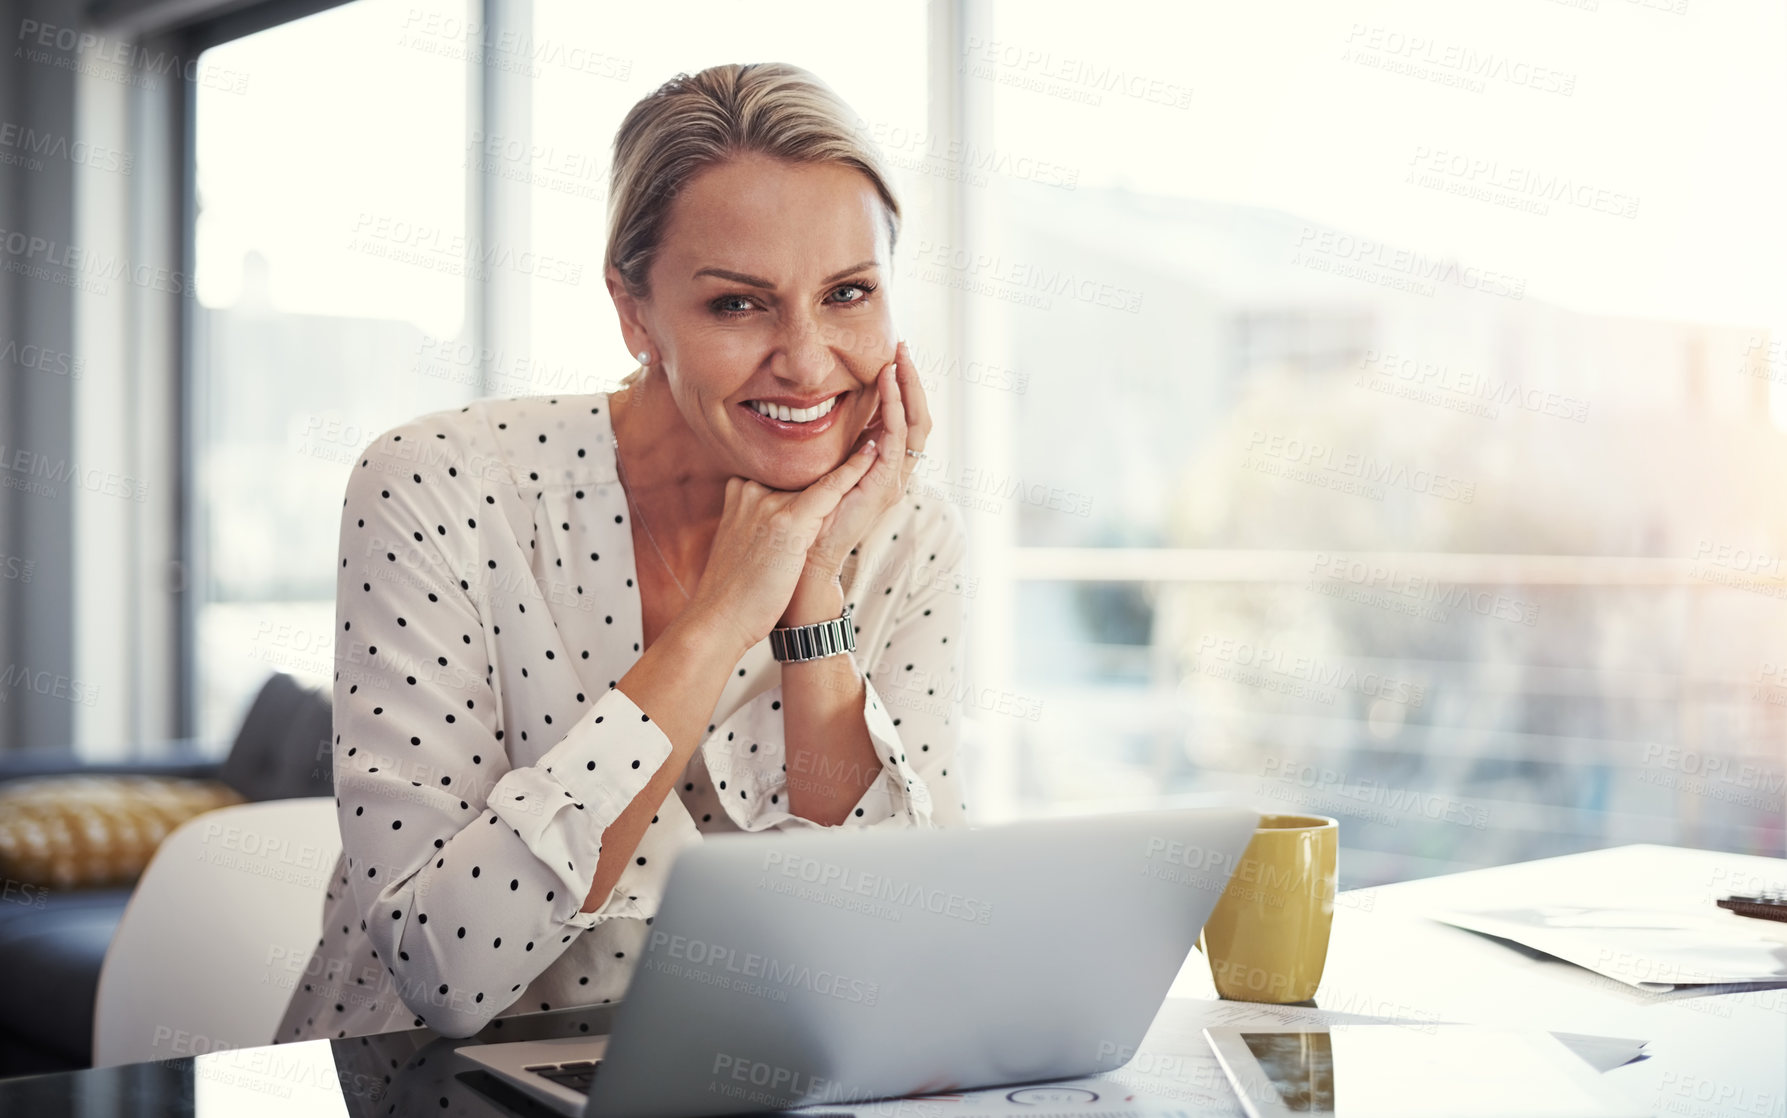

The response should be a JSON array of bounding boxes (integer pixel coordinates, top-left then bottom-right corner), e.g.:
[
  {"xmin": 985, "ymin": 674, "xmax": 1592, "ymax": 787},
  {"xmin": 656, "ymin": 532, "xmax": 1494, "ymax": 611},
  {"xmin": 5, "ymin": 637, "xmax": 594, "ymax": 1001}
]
[{"xmin": 584, "ymin": 806, "xmax": 1258, "ymax": 1118}]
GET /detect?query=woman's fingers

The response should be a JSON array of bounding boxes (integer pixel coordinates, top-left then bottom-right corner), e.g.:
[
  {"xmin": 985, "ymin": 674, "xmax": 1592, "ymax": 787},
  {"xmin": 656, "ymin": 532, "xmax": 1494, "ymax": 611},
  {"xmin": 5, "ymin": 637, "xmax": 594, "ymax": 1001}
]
[
  {"xmin": 891, "ymin": 342, "xmax": 930, "ymax": 491},
  {"xmin": 896, "ymin": 340, "xmax": 930, "ymax": 439},
  {"xmin": 804, "ymin": 363, "xmax": 907, "ymax": 570},
  {"xmin": 866, "ymin": 360, "xmax": 908, "ymax": 499},
  {"xmin": 789, "ymin": 435, "xmax": 881, "ymax": 527},
  {"xmin": 779, "ymin": 345, "xmax": 925, "ymax": 578},
  {"xmin": 840, "ymin": 360, "xmax": 901, "ymax": 501},
  {"xmin": 886, "ymin": 344, "xmax": 929, "ymax": 492}
]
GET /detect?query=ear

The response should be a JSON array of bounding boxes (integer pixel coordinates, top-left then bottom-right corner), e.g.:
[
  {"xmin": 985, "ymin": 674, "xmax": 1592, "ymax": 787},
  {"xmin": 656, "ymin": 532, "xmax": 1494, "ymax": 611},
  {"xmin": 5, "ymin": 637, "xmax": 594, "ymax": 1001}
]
[{"xmin": 606, "ymin": 266, "xmax": 651, "ymax": 357}]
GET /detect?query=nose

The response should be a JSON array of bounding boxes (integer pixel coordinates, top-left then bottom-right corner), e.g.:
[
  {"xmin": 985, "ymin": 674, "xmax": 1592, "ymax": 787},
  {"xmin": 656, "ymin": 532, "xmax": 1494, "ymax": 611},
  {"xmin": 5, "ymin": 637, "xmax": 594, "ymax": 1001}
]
[{"xmin": 774, "ymin": 307, "xmax": 837, "ymax": 387}]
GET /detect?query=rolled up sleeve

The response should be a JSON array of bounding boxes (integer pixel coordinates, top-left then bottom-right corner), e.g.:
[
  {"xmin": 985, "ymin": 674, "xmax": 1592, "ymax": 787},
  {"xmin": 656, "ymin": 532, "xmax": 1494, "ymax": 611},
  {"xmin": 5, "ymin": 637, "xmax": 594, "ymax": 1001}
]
[{"xmin": 335, "ymin": 421, "xmax": 691, "ymax": 1039}]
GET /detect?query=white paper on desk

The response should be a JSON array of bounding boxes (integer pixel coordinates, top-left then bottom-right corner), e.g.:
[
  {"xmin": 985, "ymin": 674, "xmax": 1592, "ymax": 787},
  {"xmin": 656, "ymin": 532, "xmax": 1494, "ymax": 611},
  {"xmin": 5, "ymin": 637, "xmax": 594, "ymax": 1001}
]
[
  {"xmin": 810, "ymin": 1000, "xmax": 1644, "ymax": 1118},
  {"xmin": 1433, "ymin": 905, "xmax": 1787, "ymax": 990},
  {"xmin": 1328, "ymin": 1027, "xmax": 1643, "ymax": 1118},
  {"xmin": 1170, "ymin": 998, "xmax": 1644, "ymax": 1075}
]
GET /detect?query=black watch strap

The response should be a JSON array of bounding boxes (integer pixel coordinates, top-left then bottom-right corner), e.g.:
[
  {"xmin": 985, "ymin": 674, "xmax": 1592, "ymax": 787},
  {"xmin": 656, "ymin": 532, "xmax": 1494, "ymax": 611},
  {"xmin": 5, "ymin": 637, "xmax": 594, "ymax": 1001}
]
[{"xmin": 769, "ymin": 607, "xmax": 856, "ymax": 663}]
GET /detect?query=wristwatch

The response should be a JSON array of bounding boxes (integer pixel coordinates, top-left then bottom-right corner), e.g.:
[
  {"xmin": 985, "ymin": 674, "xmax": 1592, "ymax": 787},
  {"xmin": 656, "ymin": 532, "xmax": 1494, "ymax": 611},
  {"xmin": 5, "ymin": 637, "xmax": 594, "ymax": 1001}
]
[{"xmin": 769, "ymin": 605, "xmax": 856, "ymax": 663}]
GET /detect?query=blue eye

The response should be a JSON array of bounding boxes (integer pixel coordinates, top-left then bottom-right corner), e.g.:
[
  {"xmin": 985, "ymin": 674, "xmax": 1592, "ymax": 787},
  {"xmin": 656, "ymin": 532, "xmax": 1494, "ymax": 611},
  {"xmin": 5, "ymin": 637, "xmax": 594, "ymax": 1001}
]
[
  {"xmin": 711, "ymin": 295, "xmax": 755, "ymax": 318},
  {"xmin": 830, "ymin": 282, "xmax": 877, "ymax": 305}
]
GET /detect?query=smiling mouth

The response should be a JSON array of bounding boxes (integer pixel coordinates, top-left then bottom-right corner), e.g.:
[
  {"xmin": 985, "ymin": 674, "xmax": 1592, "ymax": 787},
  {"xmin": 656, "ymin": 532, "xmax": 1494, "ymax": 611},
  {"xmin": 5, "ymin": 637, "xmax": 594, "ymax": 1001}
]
[{"xmin": 743, "ymin": 394, "xmax": 844, "ymax": 424}]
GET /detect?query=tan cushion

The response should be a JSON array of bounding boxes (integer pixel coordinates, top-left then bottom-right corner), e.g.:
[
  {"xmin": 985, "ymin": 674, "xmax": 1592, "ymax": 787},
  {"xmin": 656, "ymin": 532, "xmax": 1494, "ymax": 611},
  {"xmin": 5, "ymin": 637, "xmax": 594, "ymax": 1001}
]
[{"xmin": 0, "ymin": 776, "xmax": 244, "ymax": 890}]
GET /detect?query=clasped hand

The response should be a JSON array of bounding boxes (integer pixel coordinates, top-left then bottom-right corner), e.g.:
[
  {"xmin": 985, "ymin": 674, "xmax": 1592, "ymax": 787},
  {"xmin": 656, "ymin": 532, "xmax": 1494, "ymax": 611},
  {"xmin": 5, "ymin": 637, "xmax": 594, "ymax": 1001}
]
[{"xmin": 689, "ymin": 341, "xmax": 931, "ymax": 656}]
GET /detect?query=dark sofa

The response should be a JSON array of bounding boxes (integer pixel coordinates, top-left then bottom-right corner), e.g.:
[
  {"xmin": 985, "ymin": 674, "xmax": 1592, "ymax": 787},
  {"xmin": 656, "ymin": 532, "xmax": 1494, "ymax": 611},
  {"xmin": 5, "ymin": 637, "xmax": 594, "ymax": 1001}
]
[{"xmin": 0, "ymin": 672, "xmax": 333, "ymax": 1077}]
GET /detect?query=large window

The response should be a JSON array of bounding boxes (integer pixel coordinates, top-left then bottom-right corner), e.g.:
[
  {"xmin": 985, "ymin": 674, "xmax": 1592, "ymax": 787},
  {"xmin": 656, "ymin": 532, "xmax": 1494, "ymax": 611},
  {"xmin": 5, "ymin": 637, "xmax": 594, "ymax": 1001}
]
[
  {"xmin": 949, "ymin": 0, "xmax": 1787, "ymax": 883},
  {"xmin": 193, "ymin": 0, "xmax": 477, "ymax": 741},
  {"xmin": 187, "ymin": 0, "xmax": 1787, "ymax": 885}
]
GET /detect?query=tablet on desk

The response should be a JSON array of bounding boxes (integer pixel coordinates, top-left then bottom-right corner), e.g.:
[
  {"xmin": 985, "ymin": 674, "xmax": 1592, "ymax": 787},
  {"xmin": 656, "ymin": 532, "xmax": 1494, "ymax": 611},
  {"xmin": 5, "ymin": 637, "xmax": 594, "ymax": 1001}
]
[{"xmin": 1204, "ymin": 1025, "xmax": 1648, "ymax": 1118}]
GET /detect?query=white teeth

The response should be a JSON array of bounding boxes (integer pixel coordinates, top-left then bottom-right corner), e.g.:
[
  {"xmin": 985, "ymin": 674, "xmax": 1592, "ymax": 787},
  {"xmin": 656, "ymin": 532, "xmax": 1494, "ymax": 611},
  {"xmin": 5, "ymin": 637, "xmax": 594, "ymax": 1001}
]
[{"xmin": 748, "ymin": 395, "xmax": 838, "ymax": 424}]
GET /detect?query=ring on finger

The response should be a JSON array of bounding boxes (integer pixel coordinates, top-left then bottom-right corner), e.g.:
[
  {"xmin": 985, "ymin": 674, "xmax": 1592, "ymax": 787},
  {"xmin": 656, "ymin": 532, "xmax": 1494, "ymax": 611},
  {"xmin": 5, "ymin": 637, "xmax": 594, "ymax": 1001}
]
[{"xmin": 905, "ymin": 448, "xmax": 925, "ymax": 459}]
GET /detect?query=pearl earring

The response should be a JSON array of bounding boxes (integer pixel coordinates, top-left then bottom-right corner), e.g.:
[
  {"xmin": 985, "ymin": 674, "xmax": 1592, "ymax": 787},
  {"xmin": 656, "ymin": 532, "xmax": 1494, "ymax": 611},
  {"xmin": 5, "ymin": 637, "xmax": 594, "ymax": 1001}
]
[{"xmin": 636, "ymin": 350, "xmax": 650, "ymax": 366}]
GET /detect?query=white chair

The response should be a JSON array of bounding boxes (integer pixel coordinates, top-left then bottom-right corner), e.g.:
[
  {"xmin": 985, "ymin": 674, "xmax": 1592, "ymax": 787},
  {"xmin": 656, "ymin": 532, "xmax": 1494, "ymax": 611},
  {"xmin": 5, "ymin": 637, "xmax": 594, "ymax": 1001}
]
[{"xmin": 92, "ymin": 797, "xmax": 340, "ymax": 1066}]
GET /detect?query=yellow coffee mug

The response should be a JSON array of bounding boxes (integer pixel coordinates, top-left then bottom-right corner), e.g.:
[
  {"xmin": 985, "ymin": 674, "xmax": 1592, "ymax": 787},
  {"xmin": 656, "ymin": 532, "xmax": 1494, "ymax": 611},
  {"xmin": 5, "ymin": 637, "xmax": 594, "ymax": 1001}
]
[{"xmin": 1198, "ymin": 813, "xmax": 1338, "ymax": 1003}]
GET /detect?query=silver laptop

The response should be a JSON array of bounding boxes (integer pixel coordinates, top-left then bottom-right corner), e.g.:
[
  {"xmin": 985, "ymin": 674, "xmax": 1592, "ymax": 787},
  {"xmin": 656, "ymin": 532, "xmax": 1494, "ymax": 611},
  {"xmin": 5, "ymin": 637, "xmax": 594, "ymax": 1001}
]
[{"xmin": 456, "ymin": 805, "xmax": 1259, "ymax": 1117}]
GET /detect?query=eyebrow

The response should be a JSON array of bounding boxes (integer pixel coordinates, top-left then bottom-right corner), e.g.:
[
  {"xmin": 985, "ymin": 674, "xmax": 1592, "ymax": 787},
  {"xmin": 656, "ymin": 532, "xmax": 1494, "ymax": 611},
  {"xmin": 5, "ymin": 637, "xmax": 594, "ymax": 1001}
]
[{"xmin": 691, "ymin": 259, "xmax": 879, "ymax": 290}]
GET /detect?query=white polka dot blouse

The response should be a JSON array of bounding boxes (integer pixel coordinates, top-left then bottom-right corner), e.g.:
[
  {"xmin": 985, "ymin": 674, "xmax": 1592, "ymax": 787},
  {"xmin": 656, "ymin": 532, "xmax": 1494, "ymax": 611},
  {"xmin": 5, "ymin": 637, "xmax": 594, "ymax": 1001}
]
[{"xmin": 272, "ymin": 391, "xmax": 970, "ymax": 1044}]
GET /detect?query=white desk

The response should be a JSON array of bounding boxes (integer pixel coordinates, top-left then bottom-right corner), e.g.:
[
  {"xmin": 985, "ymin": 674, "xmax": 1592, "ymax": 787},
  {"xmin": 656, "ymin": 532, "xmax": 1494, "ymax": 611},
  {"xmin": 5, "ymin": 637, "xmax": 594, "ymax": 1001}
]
[
  {"xmin": 4, "ymin": 844, "xmax": 1778, "ymax": 1117},
  {"xmin": 1115, "ymin": 845, "xmax": 1787, "ymax": 1117}
]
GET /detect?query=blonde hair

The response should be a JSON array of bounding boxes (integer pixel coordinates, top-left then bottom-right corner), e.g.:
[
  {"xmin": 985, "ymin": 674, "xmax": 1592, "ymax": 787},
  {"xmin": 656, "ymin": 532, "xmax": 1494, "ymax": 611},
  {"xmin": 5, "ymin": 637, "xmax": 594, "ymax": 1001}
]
[{"xmin": 605, "ymin": 62, "xmax": 902, "ymax": 301}]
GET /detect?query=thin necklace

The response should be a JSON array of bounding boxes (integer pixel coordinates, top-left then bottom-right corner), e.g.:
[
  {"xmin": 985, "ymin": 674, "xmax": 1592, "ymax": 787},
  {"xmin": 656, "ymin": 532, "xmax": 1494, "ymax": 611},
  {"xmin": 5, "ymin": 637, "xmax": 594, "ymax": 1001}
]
[{"xmin": 611, "ymin": 434, "xmax": 691, "ymax": 602}]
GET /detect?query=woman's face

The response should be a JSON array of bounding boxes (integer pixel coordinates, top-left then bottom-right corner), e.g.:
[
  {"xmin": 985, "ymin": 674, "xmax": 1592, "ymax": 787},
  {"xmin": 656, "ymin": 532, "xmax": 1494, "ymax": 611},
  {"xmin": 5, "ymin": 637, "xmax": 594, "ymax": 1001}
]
[{"xmin": 617, "ymin": 153, "xmax": 897, "ymax": 491}]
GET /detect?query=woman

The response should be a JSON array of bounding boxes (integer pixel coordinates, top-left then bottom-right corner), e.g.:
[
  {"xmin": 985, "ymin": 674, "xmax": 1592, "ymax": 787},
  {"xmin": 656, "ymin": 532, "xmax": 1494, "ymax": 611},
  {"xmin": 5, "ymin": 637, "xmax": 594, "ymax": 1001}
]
[{"xmin": 273, "ymin": 62, "xmax": 968, "ymax": 1045}]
